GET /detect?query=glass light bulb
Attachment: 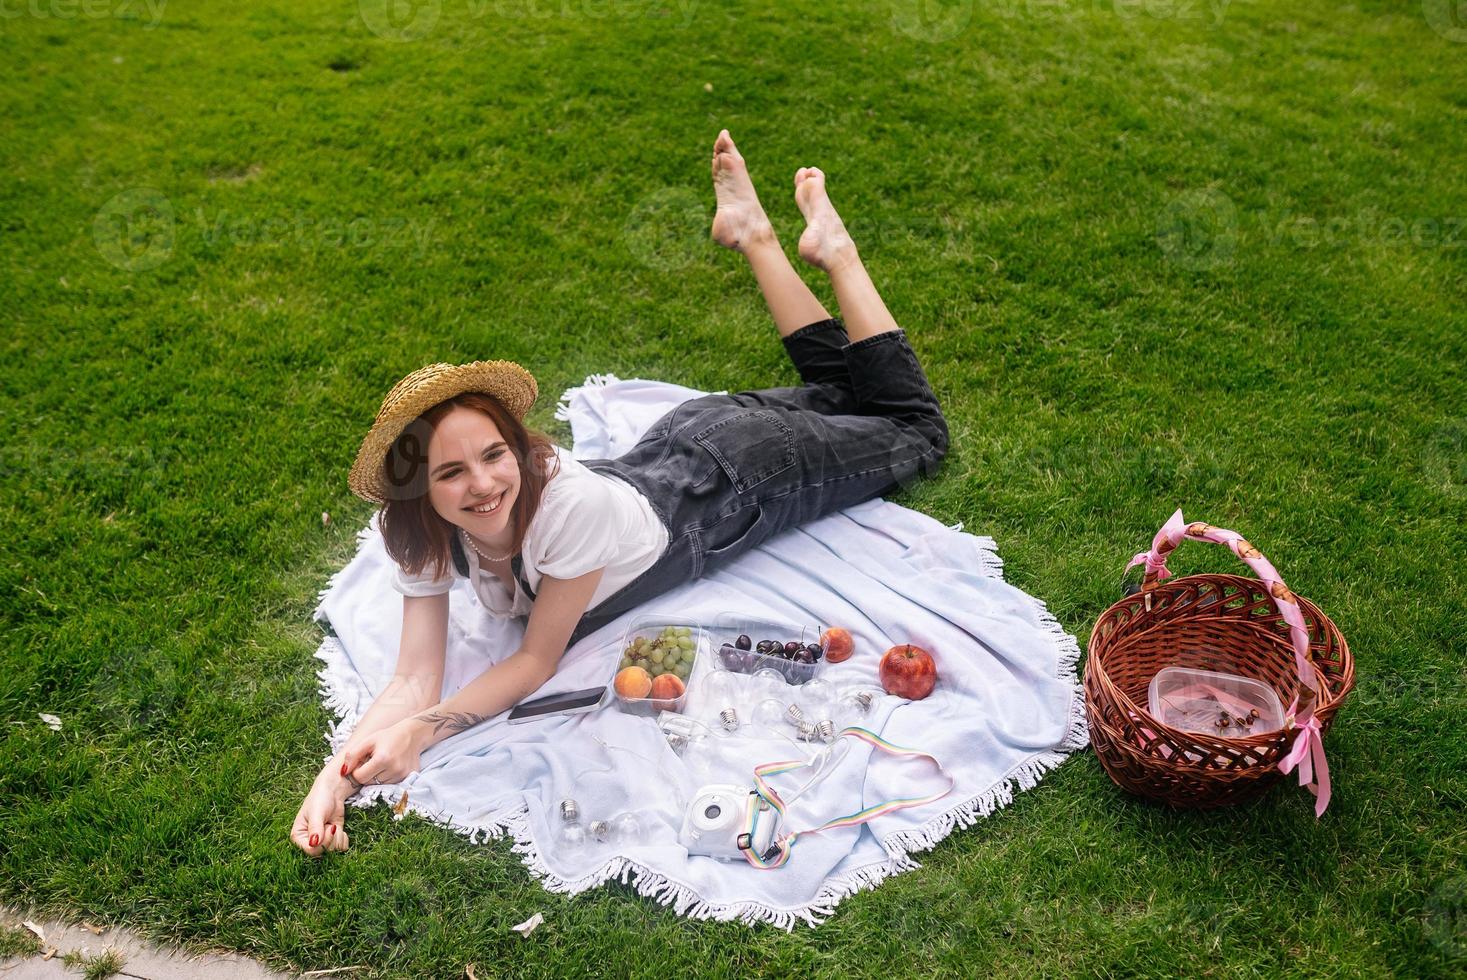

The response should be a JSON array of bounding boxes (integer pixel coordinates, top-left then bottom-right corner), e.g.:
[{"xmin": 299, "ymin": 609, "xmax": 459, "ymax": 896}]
[
  {"xmin": 659, "ymin": 712, "xmax": 709, "ymax": 754},
  {"xmin": 800, "ymin": 678, "xmax": 837, "ymax": 711},
  {"xmin": 792, "ymin": 678, "xmax": 837, "ymax": 740},
  {"xmin": 839, "ymin": 688, "xmax": 877, "ymax": 719},
  {"xmin": 707, "ymin": 669, "xmax": 740, "ymax": 702},
  {"xmin": 752, "ymin": 667, "xmax": 787, "ymax": 700},
  {"xmin": 610, "ymin": 811, "xmax": 644, "ymax": 845},
  {"xmin": 792, "ymin": 679, "xmax": 830, "ymax": 723},
  {"xmin": 753, "ymin": 697, "xmax": 787, "ymax": 729},
  {"xmin": 557, "ymin": 822, "xmax": 586, "ymax": 850}
]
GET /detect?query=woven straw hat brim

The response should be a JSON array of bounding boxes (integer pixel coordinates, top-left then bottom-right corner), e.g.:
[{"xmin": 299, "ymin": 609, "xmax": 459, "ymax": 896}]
[{"xmin": 348, "ymin": 360, "xmax": 538, "ymax": 503}]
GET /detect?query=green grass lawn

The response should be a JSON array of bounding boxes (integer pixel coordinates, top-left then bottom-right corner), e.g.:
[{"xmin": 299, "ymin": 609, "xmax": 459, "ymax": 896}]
[{"xmin": 2, "ymin": 0, "xmax": 1464, "ymax": 976}]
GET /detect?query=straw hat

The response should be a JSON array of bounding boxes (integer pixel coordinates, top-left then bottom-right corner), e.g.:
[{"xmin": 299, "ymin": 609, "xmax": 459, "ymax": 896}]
[{"xmin": 348, "ymin": 360, "xmax": 538, "ymax": 503}]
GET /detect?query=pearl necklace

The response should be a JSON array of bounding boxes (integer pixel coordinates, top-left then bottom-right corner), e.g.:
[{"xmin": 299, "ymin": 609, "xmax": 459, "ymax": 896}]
[{"xmin": 460, "ymin": 527, "xmax": 514, "ymax": 563}]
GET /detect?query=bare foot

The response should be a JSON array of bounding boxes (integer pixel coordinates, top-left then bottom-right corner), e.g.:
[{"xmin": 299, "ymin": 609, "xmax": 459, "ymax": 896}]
[
  {"xmin": 710, "ymin": 129, "xmax": 774, "ymax": 252},
  {"xmin": 794, "ymin": 167, "xmax": 858, "ymax": 273}
]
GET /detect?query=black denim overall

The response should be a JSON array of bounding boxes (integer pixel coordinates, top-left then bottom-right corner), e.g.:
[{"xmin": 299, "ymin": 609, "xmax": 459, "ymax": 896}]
[{"xmin": 451, "ymin": 319, "xmax": 949, "ymax": 645}]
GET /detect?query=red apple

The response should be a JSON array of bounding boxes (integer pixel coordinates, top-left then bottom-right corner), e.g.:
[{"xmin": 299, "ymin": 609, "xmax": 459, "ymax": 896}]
[
  {"xmin": 822, "ymin": 627, "xmax": 855, "ymax": 664},
  {"xmin": 879, "ymin": 644, "xmax": 937, "ymax": 700}
]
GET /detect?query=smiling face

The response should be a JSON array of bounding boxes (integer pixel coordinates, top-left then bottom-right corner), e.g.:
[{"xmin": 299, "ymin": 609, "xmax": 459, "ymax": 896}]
[{"xmin": 425, "ymin": 405, "xmax": 522, "ymax": 546}]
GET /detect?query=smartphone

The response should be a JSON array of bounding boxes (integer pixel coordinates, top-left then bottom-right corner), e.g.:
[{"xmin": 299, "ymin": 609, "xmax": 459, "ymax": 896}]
[{"xmin": 506, "ymin": 686, "xmax": 608, "ymax": 724}]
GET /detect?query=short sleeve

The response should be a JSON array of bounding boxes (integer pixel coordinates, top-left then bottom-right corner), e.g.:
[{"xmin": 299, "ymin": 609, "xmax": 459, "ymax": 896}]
[
  {"xmin": 390, "ymin": 561, "xmax": 453, "ymax": 597},
  {"xmin": 530, "ymin": 478, "xmax": 623, "ymax": 581}
]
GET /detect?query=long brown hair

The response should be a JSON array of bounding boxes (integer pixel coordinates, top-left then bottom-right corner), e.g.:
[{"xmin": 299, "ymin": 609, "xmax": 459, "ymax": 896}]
[{"xmin": 378, "ymin": 392, "xmax": 561, "ymax": 582}]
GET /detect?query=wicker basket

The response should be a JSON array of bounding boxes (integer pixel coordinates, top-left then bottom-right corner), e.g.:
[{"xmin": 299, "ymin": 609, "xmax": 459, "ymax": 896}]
[{"xmin": 1085, "ymin": 511, "xmax": 1354, "ymax": 813}]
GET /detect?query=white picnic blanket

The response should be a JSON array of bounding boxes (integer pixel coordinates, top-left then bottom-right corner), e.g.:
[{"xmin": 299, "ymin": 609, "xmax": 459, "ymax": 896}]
[{"xmin": 312, "ymin": 375, "xmax": 1087, "ymax": 928}]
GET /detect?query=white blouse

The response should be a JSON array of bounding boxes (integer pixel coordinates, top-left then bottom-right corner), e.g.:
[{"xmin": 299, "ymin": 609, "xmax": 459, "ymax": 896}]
[{"xmin": 390, "ymin": 446, "xmax": 668, "ymax": 617}]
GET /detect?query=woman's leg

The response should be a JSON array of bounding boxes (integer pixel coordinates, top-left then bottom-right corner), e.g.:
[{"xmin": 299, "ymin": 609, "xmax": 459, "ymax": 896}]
[
  {"xmin": 793, "ymin": 167, "xmax": 901, "ymax": 344},
  {"xmin": 710, "ymin": 130, "xmax": 832, "ymax": 337}
]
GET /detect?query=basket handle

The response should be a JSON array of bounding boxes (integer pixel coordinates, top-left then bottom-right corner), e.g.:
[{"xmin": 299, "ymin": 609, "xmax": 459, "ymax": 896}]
[
  {"xmin": 1125, "ymin": 509, "xmax": 1332, "ymax": 816},
  {"xmin": 1125, "ymin": 509, "xmax": 1318, "ymax": 700}
]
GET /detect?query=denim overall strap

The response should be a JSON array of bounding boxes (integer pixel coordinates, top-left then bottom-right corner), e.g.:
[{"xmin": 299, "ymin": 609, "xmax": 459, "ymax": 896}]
[{"xmin": 511, "ymin": 554, "xmax": 537, "ymax": 602}]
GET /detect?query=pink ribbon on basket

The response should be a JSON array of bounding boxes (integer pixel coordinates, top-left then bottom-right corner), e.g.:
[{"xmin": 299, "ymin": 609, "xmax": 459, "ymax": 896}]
[
  {"xmin": 1279, "ymin": 698, "xmax": 1332, "ymax": 818},
  {"xmin": 1126, "ymin": 509, "xmax": 1335, "ymax": 816}
]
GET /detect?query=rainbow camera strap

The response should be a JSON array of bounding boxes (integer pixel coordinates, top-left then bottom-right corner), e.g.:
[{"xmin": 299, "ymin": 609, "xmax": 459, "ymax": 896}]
[{"xmin": 742, "ymin": 726, "xmax": 954, "ymax": 870}]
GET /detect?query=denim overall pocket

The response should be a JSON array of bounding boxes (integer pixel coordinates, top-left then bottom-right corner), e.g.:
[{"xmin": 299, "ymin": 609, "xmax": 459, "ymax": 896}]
[{"xmin": 691, "ymin": 409, "xmax": 797, "ymax": 495}]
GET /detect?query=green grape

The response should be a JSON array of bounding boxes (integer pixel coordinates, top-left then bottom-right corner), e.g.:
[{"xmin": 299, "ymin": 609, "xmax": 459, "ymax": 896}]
[
  {"xmin": 620, "ymin": 657, "xmax": 632, "ymax": 670},
  {"xmin": 673, "ymin": 663, "xmax": 690, "ymax": 680},
  {"xmin": 649, "ymin": 649, "xmax": 665, "ymax": 665}
]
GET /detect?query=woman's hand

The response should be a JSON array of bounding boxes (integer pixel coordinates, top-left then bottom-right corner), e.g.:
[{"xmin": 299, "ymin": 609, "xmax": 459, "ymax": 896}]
[
  {"xmin": 290, "ymin": 768, "xmax": 351, "ymax": 857},
  {"xmin": 340, "ymin": 719, "xmax": 426, "ymax": 790}
]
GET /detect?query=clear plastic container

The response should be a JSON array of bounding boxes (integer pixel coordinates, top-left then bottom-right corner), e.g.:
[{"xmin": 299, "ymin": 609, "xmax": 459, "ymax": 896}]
[
  {"xmin": 1147, "ymin": 666, "xmax": 1285, "ymax": 736},
  {"xmin": 707, "ymin": 612, "xmax": 827, "ymax": 686},
  {"xmin": 612, "ymin": 616, "xmax": 705, "ymax": 715}
]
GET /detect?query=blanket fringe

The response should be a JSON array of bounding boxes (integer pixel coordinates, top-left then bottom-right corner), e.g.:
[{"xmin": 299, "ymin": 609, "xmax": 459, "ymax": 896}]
[
  {"xmin": 1027, "ymin": 588, "xmax": 1090, "ymax": 752},
  {"xmin": 507, "ymin": 809, "xmax": 932, "ymax": 931},
  {"xmin": 553, "ymin": 372, "xmax": 622, "ymax": 422},
  {"xmin": 879, "ymin": 748, "xmax": 1075, "ymax": 855},
  {"xmin": 312, "ymin": 633, "xmax": 365, "ymax": 757},
  {"xmin": 970, "ymin": 534, "xmax": 1005, "ymax": 581}
]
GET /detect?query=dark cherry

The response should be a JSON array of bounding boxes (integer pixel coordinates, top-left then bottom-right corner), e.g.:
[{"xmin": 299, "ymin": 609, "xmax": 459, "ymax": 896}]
[
  {"xmin": 805, "ymin": 643, "xmax": 822, "ymax": 658},
  {"xmin": 794, "ymin": 650, "xmax": 815, "ymax": 665},
  {"xmin": 784, "ymin": 640, "xmax": 801, "ymax": 654},
  {"xmin": 735, "ymin": 634, "xmax": 752, "ymax": 651}
]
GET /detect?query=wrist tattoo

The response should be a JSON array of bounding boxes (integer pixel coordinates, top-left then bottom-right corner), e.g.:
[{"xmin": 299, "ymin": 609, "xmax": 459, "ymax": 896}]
[{"xmin": 415, "ymin": 709, "xmax": 487, "ymax": 737}]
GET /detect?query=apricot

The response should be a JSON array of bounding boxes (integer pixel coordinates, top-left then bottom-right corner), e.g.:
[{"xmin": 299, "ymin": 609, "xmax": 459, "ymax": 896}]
[
  {"xmin": 614, "ymin": 665, "xmax": 652, "ymax": 700},
  {"xmin": 649, "ymin": 673, "xmax": 686, "ymax": 710},
  {"xmin": 822, "ymin": 627, "xmax": 855, "ymax": 664}
]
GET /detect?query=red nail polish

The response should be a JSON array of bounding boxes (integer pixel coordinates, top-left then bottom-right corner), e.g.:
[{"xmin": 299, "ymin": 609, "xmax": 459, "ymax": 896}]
[
  {"xmin": 340, "ymin": 763, "xmax": 349, "ymax": 776},
  {"xmin": 328, "ymin": 824, "xmax": 336, "ymax": 834},
  {"xmin": 309, "ymin": 833, "xmax": 319, "ymax": 847}
]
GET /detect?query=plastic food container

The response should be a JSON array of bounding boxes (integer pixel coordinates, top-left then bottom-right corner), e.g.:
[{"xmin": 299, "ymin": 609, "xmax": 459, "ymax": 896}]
[
  {"xmin": 707, "ymin": 612, "xmax": 827, "ymax": 686},
  {"xmin": 612, "ymin": 616, "xmax": 705, "ymax": 715},
  {"xmin": 1147, "ymin": 666, "xmax": 1285, "ymax": 736}
]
